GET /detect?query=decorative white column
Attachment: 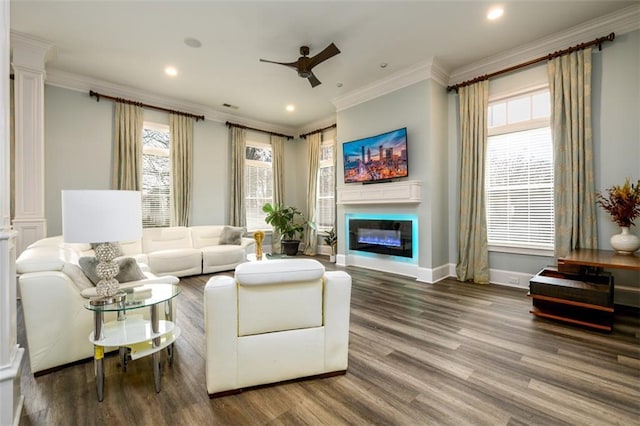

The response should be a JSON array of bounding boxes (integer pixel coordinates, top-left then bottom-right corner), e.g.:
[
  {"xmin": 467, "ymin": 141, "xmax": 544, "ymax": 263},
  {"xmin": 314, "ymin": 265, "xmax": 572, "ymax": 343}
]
[
  {"xmin": 1, "ymin": 3, "xmax": 25, "ymax": 425},
  {"xmin": 10, "ymin": 31, "xmax": 53, "ymax": 255}
]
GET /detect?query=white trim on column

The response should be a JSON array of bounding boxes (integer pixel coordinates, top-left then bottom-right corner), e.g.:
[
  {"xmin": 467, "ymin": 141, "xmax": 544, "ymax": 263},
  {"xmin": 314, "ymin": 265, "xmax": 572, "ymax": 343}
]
[
  {"xmin": 11, "ymin": 33, "xmax": 53, "ymax": 255},
  {"xmin": 2, "ymin": 6, "xmax": 25, "ymax": 426}
]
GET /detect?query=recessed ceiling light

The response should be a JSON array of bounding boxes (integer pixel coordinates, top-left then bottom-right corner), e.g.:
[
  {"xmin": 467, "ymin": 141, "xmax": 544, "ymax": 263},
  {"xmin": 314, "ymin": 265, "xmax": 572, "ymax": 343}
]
[
  {"xmin": 487, "ymin": 6, "xmax": 504, "ymax": 20},
  {"xmin": 184, "ymin": 37, "xmax": 202, "ymax": 48},
  {"xmin": 286, "ymin": 104, "xmax": 295, "ymax": 112},
  {"xmin": 165, "ymin": 66, "xmax": 178, "ymax": 77}
]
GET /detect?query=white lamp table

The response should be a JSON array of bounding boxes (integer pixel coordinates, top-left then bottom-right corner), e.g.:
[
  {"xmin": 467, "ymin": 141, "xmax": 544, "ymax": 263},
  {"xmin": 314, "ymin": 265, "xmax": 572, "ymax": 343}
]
[{"xmin": 84, "ymin": 283, "xmax": 181, "ymax": 402}]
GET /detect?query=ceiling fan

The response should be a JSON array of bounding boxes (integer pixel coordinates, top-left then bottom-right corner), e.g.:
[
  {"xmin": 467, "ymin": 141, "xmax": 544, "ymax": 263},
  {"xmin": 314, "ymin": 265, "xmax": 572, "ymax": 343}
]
[{"xmin": 260, "ymin": 43, "xmax": 341, "ymax": 88}]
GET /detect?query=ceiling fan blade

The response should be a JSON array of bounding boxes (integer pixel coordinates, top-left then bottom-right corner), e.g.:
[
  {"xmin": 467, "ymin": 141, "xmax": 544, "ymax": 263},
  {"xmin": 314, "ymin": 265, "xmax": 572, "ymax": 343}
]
[
  {"xmin": 308, "ymin": 72, "xmax": 321, "ymax": 88},
  {"xmin": 308, "ymin": 43, "xmax": 341, "ymax": 69},
  {"xmin": 259, "ymin": 58, "xmax": 299, "ymax": 70}
]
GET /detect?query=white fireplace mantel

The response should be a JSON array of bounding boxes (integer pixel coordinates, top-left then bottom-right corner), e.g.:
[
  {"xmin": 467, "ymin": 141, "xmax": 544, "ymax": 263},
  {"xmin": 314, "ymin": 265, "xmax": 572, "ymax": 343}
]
[{"xmin": 337, "ymin": 180, "xmax": 421, "ymax": 205}]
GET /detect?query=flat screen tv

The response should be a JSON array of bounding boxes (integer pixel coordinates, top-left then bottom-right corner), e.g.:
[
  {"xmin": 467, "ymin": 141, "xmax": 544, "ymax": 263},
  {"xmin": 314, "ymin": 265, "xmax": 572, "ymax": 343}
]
[{"xmin": 343, "ymin": 127, "xmax": 408, "ymax": 184}]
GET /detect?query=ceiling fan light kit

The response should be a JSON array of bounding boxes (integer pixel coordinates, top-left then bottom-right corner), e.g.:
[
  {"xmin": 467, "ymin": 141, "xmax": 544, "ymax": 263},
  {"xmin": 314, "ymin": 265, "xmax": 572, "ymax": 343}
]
[{"xmin": 260, "ymin": 43, "xmax": 341, "ymax": 88}]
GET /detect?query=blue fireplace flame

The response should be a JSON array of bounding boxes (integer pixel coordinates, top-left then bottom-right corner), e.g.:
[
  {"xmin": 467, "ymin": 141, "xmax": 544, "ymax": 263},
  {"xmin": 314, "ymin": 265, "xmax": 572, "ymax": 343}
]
[{"xmin": 357, "ymin": 229, "xmax": 401, "ymax": 247}]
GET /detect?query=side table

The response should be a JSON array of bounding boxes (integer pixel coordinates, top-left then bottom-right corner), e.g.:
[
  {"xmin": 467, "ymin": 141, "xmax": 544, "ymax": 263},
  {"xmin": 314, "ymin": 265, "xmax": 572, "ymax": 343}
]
[{"xmin": 84, "ymin": 283, "xmax": 181, "ymax": 402}]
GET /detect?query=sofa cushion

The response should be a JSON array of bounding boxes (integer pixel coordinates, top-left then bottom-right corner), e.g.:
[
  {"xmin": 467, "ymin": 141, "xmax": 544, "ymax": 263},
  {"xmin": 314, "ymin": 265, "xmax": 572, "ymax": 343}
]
[
  {"xmin": 219, "ymin": 226, "xmax": 245, "ymax": 245},
  {"xmin": 202, "ymin": 245, "xmax": 246, "ymax": 266},
  {"xmin": 146, "ymin": 248, "xmax": 202, "ymax": 276},
  {"xmin": 142, "ymin": 227, "xmax": 193, "ymax": 253},
  {"xmin": 78, "ymin": 257, "xmax": 146, "ymax": 285},
  {"xmin": 189, "ymin": 225, "xmax": 223, "ymax": 249},
  {"xmin": 16, "ymin": 246, "xmax": 76, "ymax": 274},
  {"xmin": 235, "ymin": 259, "xmax": 324, "ymax": 336},
  {"xmin": 62, "ymin": 262, "xmax": 95, "ymax": 291},
  {"xmin": 235, "ymin": 258, "xmax": 325, "ymax": 286}
]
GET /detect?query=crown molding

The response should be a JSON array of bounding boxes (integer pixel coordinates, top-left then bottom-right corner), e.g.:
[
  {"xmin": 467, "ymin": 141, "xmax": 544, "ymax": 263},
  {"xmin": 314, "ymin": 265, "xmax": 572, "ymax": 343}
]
[
  {"xmin": 332, "ymin": 57, "xmax": 450, "ymax": 112},
  {"xmin": 10, "ymin": 30, "xmax": 56, "ymax": 71},
  {"xmin": 449, "ymin": 4, "xmax": 640, "ymax": 85},
  {"xmin": 44, "ymin": 68, "xmax": 298, "ymax": 136}
]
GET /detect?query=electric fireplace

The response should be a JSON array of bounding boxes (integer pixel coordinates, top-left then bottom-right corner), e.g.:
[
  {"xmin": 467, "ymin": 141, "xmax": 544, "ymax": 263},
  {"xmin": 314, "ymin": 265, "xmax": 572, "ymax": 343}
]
[{"xmin": 348, "ymin": 218, "xmax": 413, "ymax": 258}]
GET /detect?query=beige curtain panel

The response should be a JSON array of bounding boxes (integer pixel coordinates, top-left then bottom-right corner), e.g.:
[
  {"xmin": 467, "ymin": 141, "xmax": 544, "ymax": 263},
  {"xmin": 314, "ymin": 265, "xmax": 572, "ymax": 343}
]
[
  {"xmin": 303, "ymin": 132, "xmax": 321, "ymax": 255},
  {"xmin": 271, "ymin": 135, "xmax": 285, "ymax": 254},
  {"xmin": 548, "ymin": 48, "xmax": 598, "ymax": 258},
  {"xmin": 112, "ymin": 102, "xmax": 143, "ymax": 190},
  {"xmin": 229, "ymin": 126, "xmax": 246, "ymax": 227},
  {"xmin": 170, "ymin": 114, "xmax": 194, "ymax": 227},
  {"xmin": 456, "ymin": 80, "xmax": 490, "ymax": 284}
]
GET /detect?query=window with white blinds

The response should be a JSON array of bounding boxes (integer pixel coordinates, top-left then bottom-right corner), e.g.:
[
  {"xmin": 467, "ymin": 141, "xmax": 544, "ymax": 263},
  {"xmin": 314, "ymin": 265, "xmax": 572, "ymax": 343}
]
[
  {"xmin": 142, "ymin": 122, "xmax": 171, "ymax": 228},
  {"xmin": 316, "ymin": 132, "xmax": 335, "ymax": 232},
  {"xmin": 486, "ymin": 88, "xmax": 554, "ymax": 250},
  {"xmin": 245, "ymin": 141, "xmax": 273, "ymax": 232}
]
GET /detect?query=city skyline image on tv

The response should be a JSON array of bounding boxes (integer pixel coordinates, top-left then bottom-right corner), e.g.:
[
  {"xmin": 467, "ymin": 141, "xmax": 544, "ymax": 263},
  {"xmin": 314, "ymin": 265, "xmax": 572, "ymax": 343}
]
[{"xmin": 343, "ymin": 127, "xmax": 408, "ymax": 184}]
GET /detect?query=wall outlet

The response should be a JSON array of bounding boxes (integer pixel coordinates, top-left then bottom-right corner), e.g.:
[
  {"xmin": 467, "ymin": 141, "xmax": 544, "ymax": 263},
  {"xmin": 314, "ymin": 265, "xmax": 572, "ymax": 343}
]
[{"xmin": 508, "ymin": 276, "xmax": 520, "ymax": 285}]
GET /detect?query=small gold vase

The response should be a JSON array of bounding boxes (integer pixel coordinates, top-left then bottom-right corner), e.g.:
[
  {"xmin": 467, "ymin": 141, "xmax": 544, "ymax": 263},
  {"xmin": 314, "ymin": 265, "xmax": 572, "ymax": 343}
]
[{"xmin": 254, "ymin": 230, "xmax": 265, "ymax": 260}]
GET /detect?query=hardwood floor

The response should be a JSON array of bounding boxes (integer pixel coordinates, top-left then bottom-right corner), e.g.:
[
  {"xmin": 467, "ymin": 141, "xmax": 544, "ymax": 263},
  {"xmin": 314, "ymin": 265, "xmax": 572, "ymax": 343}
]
[{"xmin": 18, "ymin": 259, "xmax": 640, "ymax": 425}]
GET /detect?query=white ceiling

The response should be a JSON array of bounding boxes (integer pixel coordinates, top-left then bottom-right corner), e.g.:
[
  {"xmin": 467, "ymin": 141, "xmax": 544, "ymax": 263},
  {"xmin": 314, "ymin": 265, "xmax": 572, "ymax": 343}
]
[{"xmin": 9, "ymin": 1, "xmax": 637, "ymax": 133}]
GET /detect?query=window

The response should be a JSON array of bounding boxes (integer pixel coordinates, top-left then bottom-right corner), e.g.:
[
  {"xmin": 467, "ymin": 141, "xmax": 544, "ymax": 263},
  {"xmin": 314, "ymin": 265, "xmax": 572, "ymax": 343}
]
[
  {"xmin": 485, "ymin": 88, "xmax": 554, "ymax": 251},
  {"xmin": 142, "ymin": 122, "xmax": 171, "ymax": 228},
  {"xmin": 317, "ymin": 132, "xmax": 336, "ymax": 232},
  {"xmin": 245, "ymin": 141, "xmax": 273, "ymax": 231}
]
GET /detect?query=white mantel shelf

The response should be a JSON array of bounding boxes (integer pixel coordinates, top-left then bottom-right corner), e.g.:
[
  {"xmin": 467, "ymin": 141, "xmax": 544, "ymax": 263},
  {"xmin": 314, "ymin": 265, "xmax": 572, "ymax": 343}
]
[{"xmin": 337, "ymin": 180, "xmax": 421, "ymax": 205}]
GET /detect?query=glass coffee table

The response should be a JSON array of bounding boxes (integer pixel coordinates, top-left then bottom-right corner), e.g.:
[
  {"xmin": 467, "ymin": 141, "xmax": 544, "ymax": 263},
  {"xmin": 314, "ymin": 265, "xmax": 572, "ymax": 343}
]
[{"xmin": 84, "ymin": 283, "xmax": 181, "ymax": 402}]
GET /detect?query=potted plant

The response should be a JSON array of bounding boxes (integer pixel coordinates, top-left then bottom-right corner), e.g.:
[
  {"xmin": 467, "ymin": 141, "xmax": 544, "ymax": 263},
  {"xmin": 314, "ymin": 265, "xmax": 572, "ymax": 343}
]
[
  {"xmin": 262, "ymin": 203, "xmax": 306, "ymax": 256},
  {"xmin": 596, "ymin": 177, "xmax": 640, "ymax": 254},
  {"xmin": 323, "ymin": 227, "xmax": 337, "ymax": 263}
]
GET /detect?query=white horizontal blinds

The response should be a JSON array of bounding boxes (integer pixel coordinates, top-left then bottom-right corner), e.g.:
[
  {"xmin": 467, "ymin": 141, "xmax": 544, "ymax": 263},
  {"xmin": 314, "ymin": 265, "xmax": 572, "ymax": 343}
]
[
  {"xmin": 486, "ymin": 88, "xmax": 554, "ymax": 249},
  {"xmin": 142, "ymin": 123, "xmax": 171, "ymax": 228},
  {"xmin": 245, "ymin": 141, "xmax": 273, "ymax": 232},
  {"xmin": 317, "ymin": 131, "xmax": 335, "ymax": 231}
]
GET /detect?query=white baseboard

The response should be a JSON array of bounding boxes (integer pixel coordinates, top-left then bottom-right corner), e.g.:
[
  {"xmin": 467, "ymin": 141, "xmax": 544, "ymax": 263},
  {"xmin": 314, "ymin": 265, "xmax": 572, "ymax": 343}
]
[
  {"xmin": 416, "ymin": 263, "xmax": 451, "ymax": 284},
  {"xmin": 343, "ymin": 254, "xmax": 418, "ymax": 278},
  {"xmin": 336, "ymin": 257, "xmax": 533, "ymax": 289},
  {"xmin": 488, "ymin": 268, "xmax": 533, "ymax": 289}
]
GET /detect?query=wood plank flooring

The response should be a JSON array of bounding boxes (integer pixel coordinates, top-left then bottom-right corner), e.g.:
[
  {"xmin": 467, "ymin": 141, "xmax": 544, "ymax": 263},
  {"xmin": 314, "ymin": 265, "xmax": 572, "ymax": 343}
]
[{"xmin": 17, "ymin": 259, "xmax": 640, "ymax": 425}]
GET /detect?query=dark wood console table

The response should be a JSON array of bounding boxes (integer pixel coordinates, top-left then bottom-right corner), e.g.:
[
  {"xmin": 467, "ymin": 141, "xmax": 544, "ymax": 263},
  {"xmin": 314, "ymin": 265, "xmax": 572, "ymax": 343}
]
[
  {"xmin": 529, "ymin": 249, "xmax": 639, "ymax": 331},
  {"xmin": 560, "ymin": 249, "xmax": 640, "ymax": 272}
]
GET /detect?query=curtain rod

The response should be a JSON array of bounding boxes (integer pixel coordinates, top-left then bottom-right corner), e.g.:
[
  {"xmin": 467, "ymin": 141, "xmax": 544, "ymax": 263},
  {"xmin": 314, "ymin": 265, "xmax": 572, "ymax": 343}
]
[
  {"xmin": 225, "ymin": 121, "xmax": 293, "ymax": 140},
  {"xmin": 447, "ymin": 32, "xmax": 615, "ymax": 92},
  {"xmin": 299, "ymin": 123, "xmax": 337, "ymax": 139},
  {"xmin": 89, "ymin": 90, "xmax": 205, "ymax": 121}
]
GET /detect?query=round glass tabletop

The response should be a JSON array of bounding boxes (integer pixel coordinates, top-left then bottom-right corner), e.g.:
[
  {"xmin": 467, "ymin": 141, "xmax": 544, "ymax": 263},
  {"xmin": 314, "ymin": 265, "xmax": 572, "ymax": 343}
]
[{"xmin": 84, "ymin": 283, "xmax": 181, "ymax": 312}]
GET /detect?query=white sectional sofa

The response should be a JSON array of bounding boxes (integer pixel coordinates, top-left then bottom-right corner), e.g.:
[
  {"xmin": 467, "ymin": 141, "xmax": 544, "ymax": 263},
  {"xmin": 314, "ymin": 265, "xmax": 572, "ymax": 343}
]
[
  {"xmin": 16, "ymin": 225, "xmax": 255, "ymax": 374},
  {"xmin": 116, "ymin": 225, "xmax": 255, "ymax": 277}
]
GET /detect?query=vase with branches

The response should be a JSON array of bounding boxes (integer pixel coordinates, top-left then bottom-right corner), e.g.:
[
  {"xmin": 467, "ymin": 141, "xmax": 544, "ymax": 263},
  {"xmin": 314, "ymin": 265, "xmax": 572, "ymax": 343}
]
[{"xmin": 596, "ymin": 178, "xmax": 640, "ymax": 254}]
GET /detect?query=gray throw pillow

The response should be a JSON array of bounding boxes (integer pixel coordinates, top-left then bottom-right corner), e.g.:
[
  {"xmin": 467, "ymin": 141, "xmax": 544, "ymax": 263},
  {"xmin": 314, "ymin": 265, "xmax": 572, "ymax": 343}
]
[
  {"xmin": 79, "ymin": 257, "xmax": 146, "ymax": 285},
  {"xmin": 219, "ymin": 225, "xmax": 245, "ymax": 245}
]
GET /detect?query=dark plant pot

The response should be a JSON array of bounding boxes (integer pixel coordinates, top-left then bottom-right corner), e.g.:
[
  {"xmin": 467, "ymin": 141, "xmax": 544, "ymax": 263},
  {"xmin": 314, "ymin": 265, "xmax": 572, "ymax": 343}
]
[{"xmin": 281, "ymin": 240, "xmax": 300, "ymax": 256}]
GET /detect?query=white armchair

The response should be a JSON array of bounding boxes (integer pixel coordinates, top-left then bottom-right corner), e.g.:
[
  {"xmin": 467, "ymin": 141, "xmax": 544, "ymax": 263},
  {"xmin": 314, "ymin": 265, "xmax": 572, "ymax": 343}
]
[{"xmin": 204, "ymin": 258, "xmax": 352, "ymax": 397}]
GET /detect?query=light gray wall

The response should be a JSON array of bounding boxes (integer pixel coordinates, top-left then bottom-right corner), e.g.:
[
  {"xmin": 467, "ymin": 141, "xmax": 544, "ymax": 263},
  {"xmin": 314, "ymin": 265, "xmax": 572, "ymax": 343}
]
[
  {"xmin": 44, "ymin": 85, "xmax": 232, "ymax": 235},
  {"xmin": 592, "ymin": 30, "xmax": 640, "ymax": 244},
  {"xmin": 336, "ymin": 80, "xmax": 444, "ymax": 269},
  {"xmin": 45, "ymin": 87, "xmax": 112, "ymax": 236},
  {"xmin": 445, "ymin": 29, "xmax": 639, "ymax": 304}
]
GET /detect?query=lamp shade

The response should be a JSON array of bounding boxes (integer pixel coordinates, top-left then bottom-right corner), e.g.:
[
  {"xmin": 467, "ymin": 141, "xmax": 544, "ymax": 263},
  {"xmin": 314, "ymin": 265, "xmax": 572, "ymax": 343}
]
[{"xmin": 62, "ymin": 190, "xmax": 143, "ymax": 243}]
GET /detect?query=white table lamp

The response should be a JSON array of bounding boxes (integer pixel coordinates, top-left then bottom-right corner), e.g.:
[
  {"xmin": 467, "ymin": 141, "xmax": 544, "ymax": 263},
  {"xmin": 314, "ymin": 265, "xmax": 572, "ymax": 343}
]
[{"xmin": 62, "ymin": 190, "xmax": 142, "ymax": 302}]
